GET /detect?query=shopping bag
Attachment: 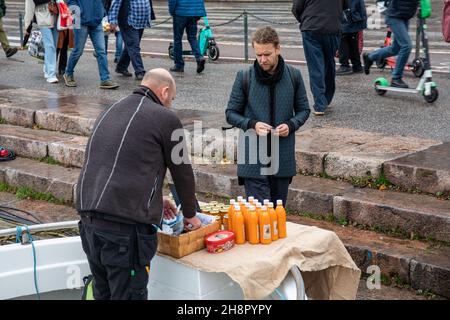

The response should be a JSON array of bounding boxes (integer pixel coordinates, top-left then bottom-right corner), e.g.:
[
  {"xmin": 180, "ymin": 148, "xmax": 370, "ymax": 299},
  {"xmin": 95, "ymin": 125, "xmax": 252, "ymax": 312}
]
[
  {"xmin": 27, "ymin": 30, "xmax": 45, "ymax": 60},
  {"xmin": 56, "ymin": 0, "xmax": 73, "ymax": 30}
]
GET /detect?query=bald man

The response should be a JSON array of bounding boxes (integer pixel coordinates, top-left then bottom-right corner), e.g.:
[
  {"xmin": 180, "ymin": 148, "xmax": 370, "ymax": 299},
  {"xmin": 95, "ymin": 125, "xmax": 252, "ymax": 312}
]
[{"xmin": 76, "ymin": 68, "xmax": 201, "ymax": 300}]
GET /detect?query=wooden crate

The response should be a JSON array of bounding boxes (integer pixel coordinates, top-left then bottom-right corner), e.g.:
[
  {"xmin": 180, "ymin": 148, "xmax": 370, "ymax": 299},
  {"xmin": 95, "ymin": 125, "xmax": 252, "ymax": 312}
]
[{"xmin": 157, "ymin": 221, "xmax": 221, "ymax": 258}]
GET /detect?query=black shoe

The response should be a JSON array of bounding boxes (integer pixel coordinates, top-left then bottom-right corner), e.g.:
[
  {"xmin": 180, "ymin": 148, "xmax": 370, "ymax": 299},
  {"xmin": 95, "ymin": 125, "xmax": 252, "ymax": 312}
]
[
  {"xmin": 5, "ymin": 47, "xmax": 18, "ymax": 58},
  {"xmin": 135, "ymin": 72, "xmax": 145, "ymax": 80},
  {"xmin": 353, "ymin": 67, "xmax": 363, "ymax": 74},
  {"xmin": 363, "ymin": 53, "xmax": 373, "ymax": 75},
  {"xmin": 391, "ymin": 78, "xmax": 409, "ymax": 88},
  {"xmin": 170, "ymin": 66, "xmax": 184, "ymax": 73},
  {"xmin": 115, "ymin": 68, "xmax": 132, "ymax": 77},
  {"xmin": 336, "ymin": 66, "xmax": 353, "ymax": 75},
  {"xmin": 196, "ymin": 58, "xmax": 205, "ymax": 74}
]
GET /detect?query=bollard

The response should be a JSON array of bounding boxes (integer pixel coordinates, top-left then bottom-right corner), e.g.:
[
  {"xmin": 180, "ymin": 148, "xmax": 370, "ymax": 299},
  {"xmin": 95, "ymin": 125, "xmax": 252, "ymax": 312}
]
[
  {"xmin": 19, "ymin": 12, "xmax": 24, "ymax": 48},
  {"xmin": 243, "ymin": 10, "xmax": 248, "ymax": 63}
]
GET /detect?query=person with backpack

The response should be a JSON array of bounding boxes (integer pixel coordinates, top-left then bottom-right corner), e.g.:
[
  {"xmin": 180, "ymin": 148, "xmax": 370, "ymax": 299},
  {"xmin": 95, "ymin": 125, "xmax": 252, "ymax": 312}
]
[
  {"xmin": 336, "ymin": 0, "xmax": 367, "ymax": 75},
  {"xmin": 225, "ymin": 26, "xmax": 310, "ymax": 205},
  {"xmin": 363, "ymin": 0, "xmax": 419, "ymax": 88},
  {"xmin": 24, "ymin": 0, "xmax": 59, "ymax": 83},
  {"xmin": 0, "ymin": 0, "xmax": 18, "ymax": 58}
]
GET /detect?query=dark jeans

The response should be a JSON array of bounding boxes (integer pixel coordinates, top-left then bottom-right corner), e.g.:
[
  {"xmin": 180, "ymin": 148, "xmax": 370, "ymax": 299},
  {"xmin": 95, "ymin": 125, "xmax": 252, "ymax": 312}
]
[
  {"xmin": 78, "ymin": 215, "xmax": 157, "ymax": 300},
  {"xmin": 243, "ymin": 177, "xmax": 291, "ymax": 206},
  {"xmin": 117, "ymin": 24, "xmax": 145, "ymax": 76},
  {"xmin": 338, "ymin": 32, "xmax": 362, "ymax": 71},
  {"xmin": 57, "ymin": 33, "xmax": 69, "ymax": 75},
  {"xmin": 172, "ymin": 15, "xmax": 203, "ymax": 69},
  {"xmin": 302, "ymin": 31, "xmax": 339, "ymax": 112}
]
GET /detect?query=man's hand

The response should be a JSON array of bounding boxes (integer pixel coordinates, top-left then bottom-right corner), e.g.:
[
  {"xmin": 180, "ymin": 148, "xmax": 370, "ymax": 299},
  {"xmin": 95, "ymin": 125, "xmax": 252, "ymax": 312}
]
[
  {"xmin": 163, "ymin": 197, "xmax": 177, "ymax": 220},
  {"xmin": 274, "ymin": 124, "xmax": 290, "ymax": 137},
  {"xmin": 184, "ymin": 216, "xmax": 202, "ymax": 231},
  {"xmin": 255, "ymin": 122, "xmax": 273, "ymax": 136}
]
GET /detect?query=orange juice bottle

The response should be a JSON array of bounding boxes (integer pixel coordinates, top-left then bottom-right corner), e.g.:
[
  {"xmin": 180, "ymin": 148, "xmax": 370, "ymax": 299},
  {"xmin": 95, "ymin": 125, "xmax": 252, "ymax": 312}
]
[
  {"xmin": 233, "ymin": 205, "xmax": 246, "ymax": 244},
  {"xmin": 237, "ymin": 196, "xmax": 243, "ymax": 205},
  {"xmin": 268, "ymin": 202, "xmax": 278, "ymax": 241},
  {"xmin": 248, "ymin": 196, "xmax": 255, "ymax": 205},
  {"xmin": 248, "ymin": 206, "xmax": 259, "ymax": 244},
  {"xmin": 259, "ymin": 206, "xmax": 272, "ymax": 244},
  {"xmin": 227, "ymin": 199, "xmax": 236, "ymax": 231},
  {"xmin": 255, "ymin": 203, "xmax": 262, "ymax": 219},
  {"xmin": 243, "ymin": 203, "xmax": 251, "ymax": 241},
  {"xmin": 276, "ymin": 199, "xmax": 287, "ymax": 238},
  {"xmin": 263, "ymin": 199, "xmax": 270, "ymax": 207}
]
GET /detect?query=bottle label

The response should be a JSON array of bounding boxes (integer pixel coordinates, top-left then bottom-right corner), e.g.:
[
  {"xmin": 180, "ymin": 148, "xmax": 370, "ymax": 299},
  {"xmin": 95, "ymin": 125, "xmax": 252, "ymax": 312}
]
[
  {"xmin": 274, "ymin": 222, "xmax": 278, "ymax": 235},
  {"xmin": 263, "ymin": 225, "xmax": 271, "ymax": 239}
]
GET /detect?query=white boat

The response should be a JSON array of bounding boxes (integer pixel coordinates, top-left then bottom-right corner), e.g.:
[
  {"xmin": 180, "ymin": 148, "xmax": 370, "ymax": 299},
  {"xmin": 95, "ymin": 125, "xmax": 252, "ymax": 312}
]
[{"xmin": 0, "ymin": 221, "xmax": 307, "ymax": 300}]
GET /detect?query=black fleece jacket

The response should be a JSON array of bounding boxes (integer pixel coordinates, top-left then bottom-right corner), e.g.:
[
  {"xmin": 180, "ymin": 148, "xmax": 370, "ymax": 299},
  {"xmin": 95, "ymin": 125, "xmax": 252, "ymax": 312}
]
[{"xmin": 76, "ymin": 86, "xmax": 196, "ymax": 226}]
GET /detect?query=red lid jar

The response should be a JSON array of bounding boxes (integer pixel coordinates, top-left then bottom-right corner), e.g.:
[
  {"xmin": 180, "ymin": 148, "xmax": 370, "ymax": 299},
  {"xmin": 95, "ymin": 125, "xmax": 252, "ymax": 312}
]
[{"xmin": 205, "ymin": 231, "xmax": 235, "ymax": 253}]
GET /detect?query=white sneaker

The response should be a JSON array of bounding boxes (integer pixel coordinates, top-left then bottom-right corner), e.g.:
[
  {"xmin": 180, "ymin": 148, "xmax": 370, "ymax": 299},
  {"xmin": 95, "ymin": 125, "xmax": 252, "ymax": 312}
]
[{"xmin": 46, "ymin": 77, "xmax": 59, "ymax": 83}]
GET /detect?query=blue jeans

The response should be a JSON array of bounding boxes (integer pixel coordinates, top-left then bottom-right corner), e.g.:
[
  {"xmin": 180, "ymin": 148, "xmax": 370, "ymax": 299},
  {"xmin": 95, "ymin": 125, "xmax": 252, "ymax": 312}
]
[
  {"xmin": 302, "ymin": 31, "xmax": 339, "ymax": 112},
  {"xmin": 105, "ymin": 31, "xmax": 123, "ymax": 61},
  {"xmin": 117, "ymin": 25, "xmax": 144, "ymax": 75},
  {"xmin": 368, "ymin": 17, "xmax": 412, "ymax": 79},
  {"xmin": 172, "ymin": 15, "xmax": 202, "ymax": 69},
  {"xmin": 66, "ymin": 23, "xmax": 110, "ymax": 82},
  {"xmin": 40, "ymin": 25, "xmax": 59, "ymax": 79}
]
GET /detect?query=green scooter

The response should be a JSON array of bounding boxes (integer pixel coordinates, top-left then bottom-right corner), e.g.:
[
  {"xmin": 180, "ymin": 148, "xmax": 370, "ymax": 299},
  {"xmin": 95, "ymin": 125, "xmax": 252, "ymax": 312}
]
[{"xmin": 373, "ymin": 0, "xmax": 438, "ymax": 103}]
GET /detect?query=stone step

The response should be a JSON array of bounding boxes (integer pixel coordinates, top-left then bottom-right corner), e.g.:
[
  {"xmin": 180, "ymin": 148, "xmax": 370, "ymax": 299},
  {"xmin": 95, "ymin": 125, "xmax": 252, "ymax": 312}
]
[
  {"xmin": 193, "ymin": 164, "xmax": 450, "ymax": 242},
  {"xmin": 286, "ymin": 214, "xmax": 450, "ymax": 299},
  {"xmin": 0, "ymin": 124, "xmax": 87, "ymax": 168},
  {"xmin": 384, "ymin": 142, "xmax": 450, "ymax": 194},
  {"xmin": 295, "ymin": 127, "xmax": 441, "ymax": 178},
  {"xmin": 0, "ymin": 157, "xmax": 79, "ymax": 203}
]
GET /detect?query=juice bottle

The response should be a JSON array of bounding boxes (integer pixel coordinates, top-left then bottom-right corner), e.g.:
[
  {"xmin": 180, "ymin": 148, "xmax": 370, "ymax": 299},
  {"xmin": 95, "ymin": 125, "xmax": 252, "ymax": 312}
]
[
  {"xmin": 259, "ymin": 206, "xmax": 272, "ymax": 244},
  {"xmin": 233, "ymin": 205, "xmax": 246, "ymax": 244},
  {"xmin": 248, "ymin": 206, "xmax": 259, "ymax": 244},
  {"xmin": 243, "ymin": 203, "xmax": 251, "ymax": 241},
  {"xmin": 268, "ymin": 202, "xmax": 278, "ymax": 241},
  {"xmin": 227, "ymin": 199, "xmax": 235, "ymax": 231},
  {"xmin": 263, "ymin": 199, "xmax": 270, "ymax": 207},
  {"xmin": 255, "ymin": 203, "xmax": 262, "ymax": 219},
  {"xmin": 276, "ymin": 199, "xmax": 287, "ymax": 238},
  {"xmin": 248, "ymin": 196, "xmax": 255, "ymax": 205},
  {"xmin": 237, "ymin": 196, "xmax": 243, "ymax": 204}
]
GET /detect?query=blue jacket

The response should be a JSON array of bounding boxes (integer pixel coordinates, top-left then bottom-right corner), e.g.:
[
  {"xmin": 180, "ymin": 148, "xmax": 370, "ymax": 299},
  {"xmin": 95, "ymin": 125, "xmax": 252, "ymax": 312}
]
[
  {"xmin": 226, "ymin": 65, "xmax": 310, "ymax": 179},
  {"xmin": 342, "ymin": 0, "xmax": 367, "ymax": 33},
  {"xmin": 68, "ymin": 0, "xmax": 104, "ymax": 27},
  {"xmin": 169, "ymin": 0, "xmax": 206, "ymax": 17}
]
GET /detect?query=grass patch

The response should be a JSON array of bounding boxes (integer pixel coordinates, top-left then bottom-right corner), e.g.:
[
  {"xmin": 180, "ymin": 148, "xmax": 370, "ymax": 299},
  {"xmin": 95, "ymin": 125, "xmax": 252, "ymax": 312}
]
[
  {"xmin": 416, "ymin": 289, "xmax": 437, "ymax": 299},
  {"xmin": 39, "ymin": 155, "xmax": 61, "ymax": 166},
  {"xmin": 0, "ymin": 182, "xmax": 66, "ymax": 205},
  {"xmin": 0, "ymin": 117, "xmax": 6, "ymax": 124}
]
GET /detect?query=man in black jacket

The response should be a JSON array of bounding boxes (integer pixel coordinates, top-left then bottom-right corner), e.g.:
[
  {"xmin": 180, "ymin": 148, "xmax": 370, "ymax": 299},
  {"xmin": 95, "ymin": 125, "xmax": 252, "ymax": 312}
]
[
  {"xmin": 363, "ymin": 0, "xmax": 419, "ymax": 88},
  {"xmin": 76, "ymin": 68, "xmax": 201, "ymax": 300},
  {"xmin": 292, "ymin": 0, "xmax": 347, "ymax": 116}
]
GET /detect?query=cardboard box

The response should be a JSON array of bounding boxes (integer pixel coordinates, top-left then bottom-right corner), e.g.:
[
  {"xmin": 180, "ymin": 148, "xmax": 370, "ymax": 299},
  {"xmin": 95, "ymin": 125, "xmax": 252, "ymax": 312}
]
[{"xmin": 157, "ymin": 221, "xmax": 221, "ymax": 258}]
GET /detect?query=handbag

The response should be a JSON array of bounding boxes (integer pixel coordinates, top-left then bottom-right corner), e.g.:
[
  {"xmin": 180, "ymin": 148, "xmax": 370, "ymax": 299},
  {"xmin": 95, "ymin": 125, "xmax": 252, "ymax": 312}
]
[{"xmin": 27, "ymin": 30, "xmax": 45, "ymax": 61}]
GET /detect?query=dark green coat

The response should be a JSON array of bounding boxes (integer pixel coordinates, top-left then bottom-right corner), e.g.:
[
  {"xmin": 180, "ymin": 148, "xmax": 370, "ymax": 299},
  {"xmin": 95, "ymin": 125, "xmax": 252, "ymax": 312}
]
[
  {"xmin": 0, "ymin": 0, "xmax": 6, "ymax": 19},
  {"xmin": 226, "ymin": 64, "xmax": 310, "ymax": 179}
]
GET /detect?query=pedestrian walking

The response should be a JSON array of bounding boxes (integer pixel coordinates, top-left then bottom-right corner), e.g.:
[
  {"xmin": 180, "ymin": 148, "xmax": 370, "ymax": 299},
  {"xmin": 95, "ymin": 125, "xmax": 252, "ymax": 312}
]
[
  {"xmin": 24, "ymin": 0, "xmax": 59, "ymax": 83},
  {"xmin": 362, "ymin": 0, "xmax": 419, "ymax": 88},
  {"xmin": 0, "ymin": 0, "xmax": 18, "ymax": 58},
  {"xmin": 64, "ymin": 0, "xmax": 119, "ymax": 89},
  {"xmin": 292, "ymin": 0, "xmax": 348, "ymax": 116},
  {"xmin": 56, "ymin": 29, "xmax": 74, "ymax": 75},
  {"xmin": 76, "ymin": 68, "xmax": 201, "ymax": 300},
  {"xmin": 225, "ymin": 27, "xmax": 310, "ymax": 205},
  {"xmin": 168, "ymin": 0, "xmax": 206, "ymax": 74},
  {"xmin": 336, "ymin": 0, "xmax": 367, "ymax": 75},
  {"xmin": 109, "ymin": 0, "xmax": 155, "ymax": 80}
]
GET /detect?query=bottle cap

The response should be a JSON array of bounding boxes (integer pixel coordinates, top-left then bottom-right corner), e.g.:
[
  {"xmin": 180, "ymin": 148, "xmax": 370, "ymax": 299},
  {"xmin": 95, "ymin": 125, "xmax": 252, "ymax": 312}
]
[
  {"xmin": 256, "ymin": 203, "xmax": 262, "ymax": 208},
  {"xmin": 268, "ymin": 202, "xmax": 274, "ymax": 208},
  {"xmin": 248, "ymin": 196, "xmax": 254, "ymax": 202},
  {"xmin": 230, "ymin": 199, "xmax": 235, "ymax": 205},
  {"xmin": 261, "ymin": 205, "xmax": 267, "ymax": 211},
  {"xmin": 237, "ymin": 196, "xmax": 243, "ymax": 202},
  {"xmin": 263, "ymin": 199, "xmax": 269, "ymax": 205},
  {"xmin": 276, "ymin": 199, "xmax": 283, "ymax": 206}
]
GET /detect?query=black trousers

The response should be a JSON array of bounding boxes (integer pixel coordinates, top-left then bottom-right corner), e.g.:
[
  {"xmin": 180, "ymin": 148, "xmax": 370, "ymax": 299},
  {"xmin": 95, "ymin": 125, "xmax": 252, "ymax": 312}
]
[
  {"xmin": 243, "ymin": 176, "xmax": 291, "ymax": 206},
  {"xmin": 338, "ymin": 32, "xmax": 362, "ymax": 71},
  {"xmin": 78, "ymin": 214, "xmax": 158, "ymax": 300}
]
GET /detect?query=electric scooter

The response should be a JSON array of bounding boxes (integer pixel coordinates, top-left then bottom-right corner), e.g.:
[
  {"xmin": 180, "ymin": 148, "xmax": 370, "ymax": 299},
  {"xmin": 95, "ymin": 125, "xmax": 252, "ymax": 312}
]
[
  {"xmin": 168, "ymin": 16, "xmax": 220, "ymax": 61},
  {"xmin": 373, "ymin": 0, "xmax": 438, "ymax": 103}
]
